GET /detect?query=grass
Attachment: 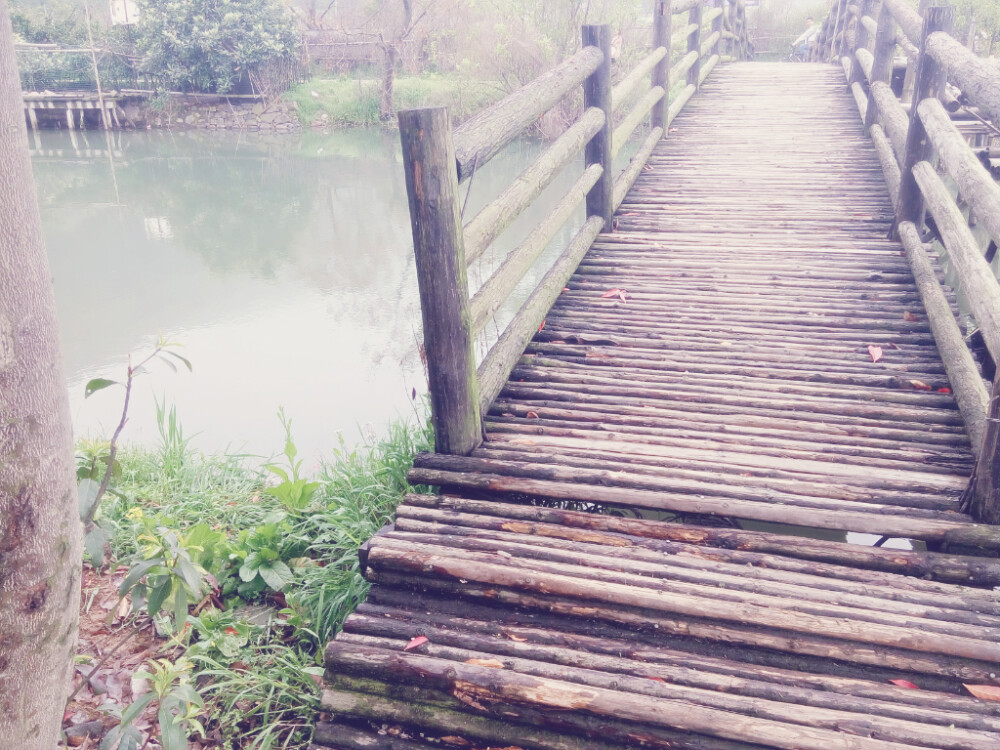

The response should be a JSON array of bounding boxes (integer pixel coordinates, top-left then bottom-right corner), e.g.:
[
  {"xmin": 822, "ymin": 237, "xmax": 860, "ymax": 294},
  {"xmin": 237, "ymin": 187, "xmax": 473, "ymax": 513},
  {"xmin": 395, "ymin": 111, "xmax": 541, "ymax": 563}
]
[
  {"xmin": 284, "ymin": 73, "xmax": 503, "ymax": 127},
  {"xmin": 88, "ymin": 410, "xmax": 434, "ymax": 749}
]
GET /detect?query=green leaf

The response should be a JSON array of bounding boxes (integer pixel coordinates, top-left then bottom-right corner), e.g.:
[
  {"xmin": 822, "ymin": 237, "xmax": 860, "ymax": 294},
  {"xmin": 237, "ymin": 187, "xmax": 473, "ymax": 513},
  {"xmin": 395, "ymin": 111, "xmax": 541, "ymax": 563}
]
[
  {"xmin": 257, "ymin": 560, "xmax": 293, "ymax": 591},
  {"xmin": 171, "ymin": 683, "xmax": 204, "ymax": 708},
  {"xmin": 78, "ymin": 479, "xmax": 100, "ymax": 520},
  {"xmin": 119, "ymin": 558, "xmax": 161, "ymax": 597},
  {"xmin": 83, "ymin": 526, "xmax": 108, "ymax": 565},
  {"xmin": 84, "ymin": 378, "xmax": 119, "ymax": 398},
  {"xmin": 164, "ymin": 350, "xmax": 193, "ymax": 372},
  {"xmin": 175, "ymin": 556, "xmax": 204, "ymax": 595},
  {"xmin": 119, "ymin": 691, "xmax": 156, "ymax": 727},
  {"xmin": 173, "ymin": 587, "xmax": 189, "ymax": 628},
  {"xmin": 147, "ymin": 580, "xmax": 172, "ymax": 617},
  {"xmin": 158, "ymin": 699, "xmax": 188, "ymax": 750}
]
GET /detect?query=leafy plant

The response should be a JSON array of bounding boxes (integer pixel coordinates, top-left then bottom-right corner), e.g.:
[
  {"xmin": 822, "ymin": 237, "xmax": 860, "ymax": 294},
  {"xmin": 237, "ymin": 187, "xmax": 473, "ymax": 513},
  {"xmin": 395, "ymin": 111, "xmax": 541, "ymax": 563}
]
[
  {"xmin": 186, "ymin": 610, "xmax": 258, "ymax": 660},
  {"xmin": 119, "ymin": 520, "xmax": 210, "ymax": 629},
  {"xmin": 230, "ymin": 516, "xmax": 306, "ymax": 597},
  {"xmin": 102, "ymin": 657, "xmax": 205, "ymax": 750},
  {"xmin": 263, "ymin": 408, "xmax": 321, "ymax": 514}
]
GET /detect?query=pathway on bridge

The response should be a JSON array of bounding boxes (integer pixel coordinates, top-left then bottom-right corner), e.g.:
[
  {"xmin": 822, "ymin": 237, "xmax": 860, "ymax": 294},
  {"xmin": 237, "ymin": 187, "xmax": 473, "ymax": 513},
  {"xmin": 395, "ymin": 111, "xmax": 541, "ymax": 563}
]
[{"xmin": 316, "ymin": 64, "xmax": 1000, "ymax": 750}]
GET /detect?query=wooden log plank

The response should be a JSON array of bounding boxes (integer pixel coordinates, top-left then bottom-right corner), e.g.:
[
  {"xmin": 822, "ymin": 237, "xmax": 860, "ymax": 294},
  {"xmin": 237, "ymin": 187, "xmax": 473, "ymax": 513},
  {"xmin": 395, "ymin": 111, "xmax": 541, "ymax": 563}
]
[
  {"xmin": 651, "ymin": 1, "xmax": 671, "ymax": 131},
  {"xmin": 667, "ymin": 84, "xmax": 697, "ymax": 126},
  {"xmin": 611, "ymin": 86, "xmax": 664, "ymax": 158},
  {"xmin": 613, "ymin": 126, "xmax": 663, "ymax": 210},
  {"xmin": 925, "ymin": 31, "xmax": 1000, "ymax": 127},
  {"xmin": 611, "ymin": 46, "xmax": 667, "ymax": 115},
  {"xmin": 880, "ymin": 0, "xmax": 922, "ymax": 46},
  {"xmin": 453, "ymin": 46, "xmax": 603, "ymax": 182},
  {"xmin": 464, "ymin": 107, "xmax": 604, "ymax": 265},
  {"xmin": 583, "ymin": 25, "xmax": 613, "ymax": 231}
]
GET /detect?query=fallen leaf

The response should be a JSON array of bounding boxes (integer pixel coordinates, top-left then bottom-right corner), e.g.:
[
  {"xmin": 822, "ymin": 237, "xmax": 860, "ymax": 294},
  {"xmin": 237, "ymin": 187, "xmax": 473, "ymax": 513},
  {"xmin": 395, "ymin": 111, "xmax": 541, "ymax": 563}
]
[
  {"xmin": 964, "ymin": 684, "xmax": 1000, "ymax": 702},
  {"xmin": 937, "ymin": 387, "xmax": 952, "ymax": 394},
  {"xmin": 889, "ymin": 679, "xmax": 920, "ymax": 689},
  {"xmin": 465, "ymin": 658, "xmax": 505, "ymax": 669},
  {"xmin": 909, "ymin": 380, "xmax": 932, "ymax": 391},
  {"xmin": 507, "ymin": 634, "xmax": 527, "ymax": 642},
  {"xmin": 903, "ymin": 311, "xmax": 919, "ymax": 322},
  {"xmin": 868, "ymin": 345, "xmax": 883, "ymax": 363},
  {"xmin": 538, "ymin": 319, "xmax": 545, "ymax": 332},
  {"xmin": 601, "ymin": 288, "xmax": 623, "ymax": 298},
  {"xmin": 404, "ymin": 635, "xmax": 429, "ymax": 651},
  {"xmin": 440, "ymin": 738, "xmax": 473, "ymax": 747},
  {"xmin": 525, "ymin": 411, "xmax": 540, "ymax": 419},
  {"xmin": 224, "ymin": 627, "xmax": 239, "ymax": 635},
  {"xmin": 644, "ymin": 676, "xmax": 666, "ymax": 682}
]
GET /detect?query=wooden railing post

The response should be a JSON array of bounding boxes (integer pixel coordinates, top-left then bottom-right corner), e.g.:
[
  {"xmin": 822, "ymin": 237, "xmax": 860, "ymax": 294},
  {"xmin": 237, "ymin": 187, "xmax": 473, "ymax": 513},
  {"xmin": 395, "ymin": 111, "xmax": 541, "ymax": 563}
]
[
  {"xmin": 863, "ymin": 1, "xmax": 897, "ymax": 128},
  {"xmin": 896, "ymin": 5, "xmax": 954, "ymax": 227},
  {"xmin": 651, "ymin": 0, "xmax": 671, "ymax": 133},
  {"xmin": 967, "ymin": 373, "xmax": 1000, "ymax": 525},
  {"xmin": 398, "ymin": 107, "xmax": 482, "ymax": 455},
  {"xmin": 712, "ymin": 0, "xmax": 724, "ymax": 56},
  {"xmin": 849, "ymin": 0, "xmax": 876, "ymax": 87},
  {"xmin": 583, "ymin": 24, "xmax": 613, "ymax": 230},
  {"xmin": 688, "ymin": 3, "xmax": 703, "ymax": 89}
]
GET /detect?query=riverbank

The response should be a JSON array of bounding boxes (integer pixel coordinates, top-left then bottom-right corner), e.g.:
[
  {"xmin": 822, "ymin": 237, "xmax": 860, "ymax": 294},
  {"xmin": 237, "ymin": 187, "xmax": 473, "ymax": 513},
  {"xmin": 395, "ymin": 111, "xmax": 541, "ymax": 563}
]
[{"xmin": 65, "ymin": 415, "xmax": 431, "ymax": 749}]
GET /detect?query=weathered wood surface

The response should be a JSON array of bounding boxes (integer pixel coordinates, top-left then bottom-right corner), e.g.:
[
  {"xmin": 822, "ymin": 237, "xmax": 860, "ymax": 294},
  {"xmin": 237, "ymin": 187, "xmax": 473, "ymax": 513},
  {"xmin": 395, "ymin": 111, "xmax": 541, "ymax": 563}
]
[{"xmin": 317, "ymin": 65, "xmax": 1000, "ymax": 750}]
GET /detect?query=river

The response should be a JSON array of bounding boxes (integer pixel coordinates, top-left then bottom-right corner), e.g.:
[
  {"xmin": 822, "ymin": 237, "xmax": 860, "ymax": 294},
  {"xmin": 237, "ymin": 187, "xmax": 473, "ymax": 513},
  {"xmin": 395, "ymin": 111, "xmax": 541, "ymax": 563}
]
[{"xmin": 32, "ymin": 126, "xmax": 595, "ymax": 465}]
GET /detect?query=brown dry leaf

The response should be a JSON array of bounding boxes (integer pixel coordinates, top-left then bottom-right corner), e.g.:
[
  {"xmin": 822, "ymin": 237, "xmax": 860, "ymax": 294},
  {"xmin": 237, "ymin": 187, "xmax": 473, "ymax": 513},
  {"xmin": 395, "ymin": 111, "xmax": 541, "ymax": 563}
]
[
  {"xmin": 909, "ymin": 380, "xmax": 933, "ymax": 391},
  {"xmin": 867, "ymin": 345, "xmax": 883, "ymax": 363},
  {"xmin": 537, "ymin": 319, "xmax": 545, "ymax": 333},
  {"xmin": 525, "ymin": 411, "xmax": 540, "ymax": 419},
  {"xmin": 644, "ymin": 676, "xmax": 667, "ymax": 683},
  {"xmin": 903, "ymin": 310, "xmax": 919, "ymax": 322},
  {"xmin": 600, "ymin": 288, "xmax": 623, "ymax": 298},
  {"xmin": 964, "ymin": 684, "xmax": 1000, "ymax": 702},
  {"xmin": 506, "ymin": 634, "xmax": 528, "ymax": 642},
  {"xmin": 889, "ymin": 679, "xmax": 920, "ymax": 689},
  {"xmin": 404, "ymin": 635, "xmax": 429, "ymax": 651},
  {"xmin": 440, "ymin": 737, "xmax": 473, "ymax": 747},
  {"xmin": 465, "ymin": 658, "xmax": 505, "ymax": 669}
]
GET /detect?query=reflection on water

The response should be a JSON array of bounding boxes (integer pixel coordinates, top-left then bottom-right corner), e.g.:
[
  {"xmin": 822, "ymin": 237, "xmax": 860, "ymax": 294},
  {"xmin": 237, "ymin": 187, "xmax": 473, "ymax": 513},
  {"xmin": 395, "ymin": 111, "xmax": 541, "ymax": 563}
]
[{"xmin": 34, "ymin": 127, "xmax": 588, "ymax": 463}]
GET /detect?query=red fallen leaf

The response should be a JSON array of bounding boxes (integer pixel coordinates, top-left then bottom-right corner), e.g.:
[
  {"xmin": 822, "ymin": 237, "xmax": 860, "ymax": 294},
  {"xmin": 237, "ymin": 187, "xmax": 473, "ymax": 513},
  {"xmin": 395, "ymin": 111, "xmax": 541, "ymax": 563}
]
[
  {"xmin": 562, "ymin": 287, "xmax": 570, "ymax": 292},
  {"xmin": 224, "ymin": 627, "xmax": 239, "ymax": 636},
  {"xmin": 889, "ymin": 679, "xmax": 920, "ymax": 689},
  {"xmin": 937, "ymin": 387, "xmax": 952, "ymax": 394},
  {"xmin": 617, "ymin": 290, "xmax": 628, "ymax": 303},
  {"xmin": 404, "ymin": 635, "xmax": 429, "ymax": 651},
  {"xmin": 644, "ymin": 676, "xmax": 666, "ymax": 682},
  {"xmin": 964, "ymin": 684, "xmax": 1000, "ymax": 702},
  {"xmin": 601, "ymin": 288, "xmax": 622, "ymax": 298},
  {"xmin": 868, "ymin": 345, "xmax": 883, "ymax": 363},
  {"xmin": 525, "ymin": 411, "xmax": 540, "ymax": 419},
  {"xmin": 903, "ymin": 310, "xmax": 919, "ymax": 322},
  {"xmin": 538, "ymin": 319, "xmax": 545, "ymax": 332},
  {"xmin": 909, "ymin": 380, "xmax": 933, "ymax": 391}
]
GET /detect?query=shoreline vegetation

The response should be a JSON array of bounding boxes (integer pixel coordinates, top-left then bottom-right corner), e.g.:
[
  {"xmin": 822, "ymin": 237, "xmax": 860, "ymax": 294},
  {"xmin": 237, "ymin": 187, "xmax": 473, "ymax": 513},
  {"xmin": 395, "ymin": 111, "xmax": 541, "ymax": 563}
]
[{"xmin": 68, "ymin": 412, "xmax": 432, "ymax": 749}]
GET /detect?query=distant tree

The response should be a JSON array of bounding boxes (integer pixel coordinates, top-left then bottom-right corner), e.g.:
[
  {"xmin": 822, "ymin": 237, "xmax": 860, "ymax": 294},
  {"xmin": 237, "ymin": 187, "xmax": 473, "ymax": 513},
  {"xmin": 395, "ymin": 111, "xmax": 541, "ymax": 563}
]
[
  {"xmin": 0, "ymin": 1, "xmax": 82, "ymax": 748},
  {"xmin": 136, "ymin": 0, "xmax": 301, "ymax": 93}
]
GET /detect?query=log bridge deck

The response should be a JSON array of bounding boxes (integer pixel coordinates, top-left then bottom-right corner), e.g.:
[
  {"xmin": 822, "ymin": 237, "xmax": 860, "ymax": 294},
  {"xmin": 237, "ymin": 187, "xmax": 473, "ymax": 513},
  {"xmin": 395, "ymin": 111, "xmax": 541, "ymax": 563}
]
[{"xmin": 314, "ymin": 3, "xmax": 1000, "ymax": 747}]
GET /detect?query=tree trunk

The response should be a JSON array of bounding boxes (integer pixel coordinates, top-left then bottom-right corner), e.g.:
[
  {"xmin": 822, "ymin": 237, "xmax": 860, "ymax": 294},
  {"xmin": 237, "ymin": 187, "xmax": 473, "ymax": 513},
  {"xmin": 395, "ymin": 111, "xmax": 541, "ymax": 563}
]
[
  {"xmin": 0, "ymin": 1, "xmax": 82, "ymax": 747},
  {"xmin": 380, "ymin": 42, "xmax": 398, "ymax": 121}
]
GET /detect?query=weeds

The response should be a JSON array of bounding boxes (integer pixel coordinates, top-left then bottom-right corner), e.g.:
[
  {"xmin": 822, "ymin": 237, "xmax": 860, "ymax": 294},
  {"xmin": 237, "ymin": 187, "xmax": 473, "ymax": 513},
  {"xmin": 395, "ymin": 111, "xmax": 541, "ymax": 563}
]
[{"xmin": 85, "ymin": 407, "xmax": 432, "ymax": 749}]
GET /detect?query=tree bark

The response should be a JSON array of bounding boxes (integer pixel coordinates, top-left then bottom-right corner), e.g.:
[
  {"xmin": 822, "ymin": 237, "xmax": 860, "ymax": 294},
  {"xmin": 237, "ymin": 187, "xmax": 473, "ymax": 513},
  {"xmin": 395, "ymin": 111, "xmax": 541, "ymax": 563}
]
[{"xmin": 0, "ymin": 1, "xmax": 82, "ymax": 747}]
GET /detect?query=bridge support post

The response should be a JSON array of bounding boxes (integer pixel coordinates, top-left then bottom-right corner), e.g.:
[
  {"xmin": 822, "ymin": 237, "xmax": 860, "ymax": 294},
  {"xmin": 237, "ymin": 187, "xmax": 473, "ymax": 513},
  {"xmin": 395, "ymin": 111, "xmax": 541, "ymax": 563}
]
[
  {"xmin": 849, "ymin": 0, "xmax": 876, "ymax": 88},
  {"xmin": 967, "ymin": 373, "xmax": 1000, "ymax": 525},
  {"xmin": 687, "ymin": 4, "xmax": 703, "ymax": 89},
  {"xmin": 896, "ymin": 5, "xmax": 955, "ymax": 229},
  {"xmin": 863, "ymin": 1, "xmax": 897, "ymax": 129},
  {"xmin": 398, "ymin": 107, "xmax": 482, "ymax": 456},
  {"xmin": 651, "ymin": 1, "xmax": 671, "ymax": 134},
  {"xmin": 582, "ymin": 25, "xmax": 613, "ymax": 231}
]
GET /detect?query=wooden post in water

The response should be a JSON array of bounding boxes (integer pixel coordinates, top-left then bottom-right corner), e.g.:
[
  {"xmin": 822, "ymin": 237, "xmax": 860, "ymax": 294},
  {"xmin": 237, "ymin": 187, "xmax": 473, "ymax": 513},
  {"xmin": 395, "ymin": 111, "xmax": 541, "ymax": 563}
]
[
  {"xmin": 896, "ymin": 5, "xmax": 954, "ymax": 228},
  {"xmin": 863, "ymin": 1, "xmax": 897, "ymax": 129},
  {"xmin": 687, "ymin": 4, "xmax": 703, "ymax": 89},
  {"xmin": 968, "ymin": 373, "xmax": 1000, "ymax": 525},
  {"xmin": 398, "ymin": 107, "xmax": 482, "ymax": 455},
  {"xmin": 651, "ymin": 0, "xmax": 671, "ymax": 133},
  {"xmin": 582, "ymin": 25, "xmax": 613, "ymax": 230}
]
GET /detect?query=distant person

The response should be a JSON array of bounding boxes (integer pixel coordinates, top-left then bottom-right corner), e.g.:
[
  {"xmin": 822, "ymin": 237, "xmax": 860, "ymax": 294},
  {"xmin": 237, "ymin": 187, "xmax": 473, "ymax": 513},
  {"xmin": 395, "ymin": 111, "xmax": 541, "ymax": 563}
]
[{"xmin": 792, "ymin": 17, "xmax": 819, "ymax": 59}]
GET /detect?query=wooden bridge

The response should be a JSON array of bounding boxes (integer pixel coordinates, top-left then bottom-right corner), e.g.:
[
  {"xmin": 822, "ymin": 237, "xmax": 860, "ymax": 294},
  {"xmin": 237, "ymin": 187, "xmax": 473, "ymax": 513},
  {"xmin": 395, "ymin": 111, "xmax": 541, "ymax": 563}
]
[{"xmin": 313, "ymin": 1, "xmax": 1000, "ymax": 748}]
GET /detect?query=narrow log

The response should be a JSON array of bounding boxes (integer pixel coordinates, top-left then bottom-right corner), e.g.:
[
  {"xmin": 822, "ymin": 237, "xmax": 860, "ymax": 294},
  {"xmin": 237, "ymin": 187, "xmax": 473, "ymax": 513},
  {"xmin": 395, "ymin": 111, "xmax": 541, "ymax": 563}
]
[
  {"xmin": 613, "ymin": 126, "xmax": 663, "ymax": 210},
  {"xmin": 463, "ymin": 107, "xmax": 604, "ymax": 264},
  {"xmin": 925, "ymin": 31, "xmax": 1000, "ymax": 127},
  {"xmin": 453, "ymin": 46, "xmax": 603, "ymax": 181},
  {"xmin": 967, "ymin": 373, "xmax": 1000, "ymax": 525},
  {"xmin": 470, "ymin": 164, "xmax": 602, "ymax": 333},
  {"xmin": 686, "ymin": 4, "xmax": 702, "ymax": 88},
  {"xmin": 912, "ymin": 160, "xmax": 1000, "ymax": 362},
  {"xmin": 667, "ymin": 84, "xmax": 697, "ymax": 126},
  {"xmin": 611, "ymin": 86, "xmax": 664, "ymax": 158},
  {"xmin": 651, "ymin": 1, "xmax": 671, "ymax": 131},
  {"xmin": 880, "ymin": 0, "xmax": 922, "ymax": 45},
  {"xmin": 864, "ymin": 3, "xmax": 897, "ymax": 129},
  {"xmin": 611, "ymin": 46, "xmax": 667, "ymax": 115},
  {"xmin": 869, "ymin": 81, "xmax": 908, "ymax": 161}
]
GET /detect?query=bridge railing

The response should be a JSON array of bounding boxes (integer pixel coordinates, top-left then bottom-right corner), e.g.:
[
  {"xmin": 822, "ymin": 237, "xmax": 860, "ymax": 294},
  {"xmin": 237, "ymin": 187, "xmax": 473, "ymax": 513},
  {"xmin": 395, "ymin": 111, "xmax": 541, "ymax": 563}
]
[
  {"xmin": 400, "ymin": 0, "xmax": 752, "ymax": 456},
  {"xmin": 823, "ymin": 0, "xmax": 1000, "ymax": 524}
]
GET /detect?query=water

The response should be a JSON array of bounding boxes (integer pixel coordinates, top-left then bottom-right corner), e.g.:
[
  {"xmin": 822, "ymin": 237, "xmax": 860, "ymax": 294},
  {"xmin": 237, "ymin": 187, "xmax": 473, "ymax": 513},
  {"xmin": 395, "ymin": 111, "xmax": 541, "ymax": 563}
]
[{"xmin": 32, "ymin": 127, "xmax": 591, "ymax": 465}]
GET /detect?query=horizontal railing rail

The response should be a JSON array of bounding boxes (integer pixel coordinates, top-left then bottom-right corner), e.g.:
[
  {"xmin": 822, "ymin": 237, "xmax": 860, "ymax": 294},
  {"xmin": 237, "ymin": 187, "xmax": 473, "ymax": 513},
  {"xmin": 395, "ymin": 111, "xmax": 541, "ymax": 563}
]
[
  {"xmin": 400, "ymin": 0, "xmax": 752, "ymax": 456},
  {"xmin": 824, "ymin": 0, "xmax": 1000, "ymax": 525}
]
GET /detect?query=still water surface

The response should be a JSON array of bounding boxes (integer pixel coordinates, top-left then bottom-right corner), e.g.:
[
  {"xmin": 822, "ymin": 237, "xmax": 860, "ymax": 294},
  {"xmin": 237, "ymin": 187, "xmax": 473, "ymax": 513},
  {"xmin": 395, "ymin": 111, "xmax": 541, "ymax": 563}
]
[{"xmin": 33, "ymin": 127, "xmax": 587, "ymax": 464}]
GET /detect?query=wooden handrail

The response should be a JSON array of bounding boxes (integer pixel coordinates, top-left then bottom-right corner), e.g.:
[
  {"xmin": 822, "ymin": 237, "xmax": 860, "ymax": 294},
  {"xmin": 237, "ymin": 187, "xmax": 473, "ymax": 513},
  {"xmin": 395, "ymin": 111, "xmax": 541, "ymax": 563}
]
[
  {"xmin": 400, "ymin": 0, "xmax": 752, "ymax": 455},
  {"xmin": 829, "ymin": 0, "xmax": 1000, "ymax": 523}
]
